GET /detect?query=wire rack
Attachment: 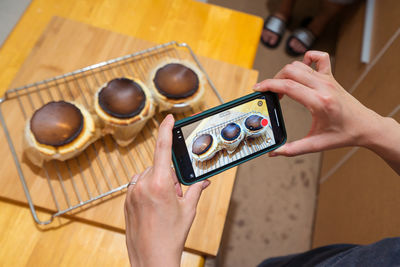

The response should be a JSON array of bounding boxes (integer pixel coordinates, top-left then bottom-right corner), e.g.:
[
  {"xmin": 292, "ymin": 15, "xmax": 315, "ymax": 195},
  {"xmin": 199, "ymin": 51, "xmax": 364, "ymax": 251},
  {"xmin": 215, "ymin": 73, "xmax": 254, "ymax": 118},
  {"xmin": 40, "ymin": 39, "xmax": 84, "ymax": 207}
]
[
  {"xmin": 190, "ymin": 113, "xmax": 274, "ymax": 176},
  {"xmin": 0, "ymin": 41, "xmax": 223, "ymax": 225}
]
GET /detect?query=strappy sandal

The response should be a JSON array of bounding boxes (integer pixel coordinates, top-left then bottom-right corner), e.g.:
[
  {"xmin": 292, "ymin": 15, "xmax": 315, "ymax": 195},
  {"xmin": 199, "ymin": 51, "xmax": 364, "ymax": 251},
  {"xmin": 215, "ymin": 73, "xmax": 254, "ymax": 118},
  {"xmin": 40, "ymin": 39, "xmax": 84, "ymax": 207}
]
[
  {"xmin": 285, "ymin": 27, "xmax": 316, "ymax": 57},
  {"xmin": 261, "ymin": 15, "xmax": 287, "ymax": 48}
]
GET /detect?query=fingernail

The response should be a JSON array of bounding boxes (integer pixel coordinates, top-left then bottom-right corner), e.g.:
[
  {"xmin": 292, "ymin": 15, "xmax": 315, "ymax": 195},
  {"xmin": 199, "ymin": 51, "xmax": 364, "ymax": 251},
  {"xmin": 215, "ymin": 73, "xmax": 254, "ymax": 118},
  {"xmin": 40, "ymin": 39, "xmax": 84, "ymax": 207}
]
[
  {"xmin": 269, "ymin": 146, "xmax": 285, "ymax": 157},
  {"xmin": 165, "ymin": 114, "xmax": 175, "ymax": 124},
  {"xmin": 252, "ymin": 83, "xmax": 261, "ymax": 90},
  {"xmin": 202, "ymin": 180, "xmax": 211, "ymax": 189}
]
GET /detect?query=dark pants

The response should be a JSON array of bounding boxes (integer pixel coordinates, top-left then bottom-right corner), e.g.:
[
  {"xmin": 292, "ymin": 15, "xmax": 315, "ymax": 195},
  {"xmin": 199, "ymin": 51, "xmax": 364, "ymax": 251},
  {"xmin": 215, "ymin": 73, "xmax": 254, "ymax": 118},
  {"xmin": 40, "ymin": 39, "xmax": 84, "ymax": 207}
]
[{"xmin": 258, "ymin": 238, "xmax": 400, "ymax": 267}]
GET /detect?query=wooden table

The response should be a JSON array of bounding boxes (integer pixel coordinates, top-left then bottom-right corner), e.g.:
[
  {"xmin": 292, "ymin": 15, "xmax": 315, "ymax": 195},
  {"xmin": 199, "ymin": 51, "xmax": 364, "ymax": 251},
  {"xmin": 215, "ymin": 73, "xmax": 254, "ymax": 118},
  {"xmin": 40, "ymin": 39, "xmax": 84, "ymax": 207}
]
[{"xmin": 0, "ymin": 1, "xmax": 262, "ymax": 266}]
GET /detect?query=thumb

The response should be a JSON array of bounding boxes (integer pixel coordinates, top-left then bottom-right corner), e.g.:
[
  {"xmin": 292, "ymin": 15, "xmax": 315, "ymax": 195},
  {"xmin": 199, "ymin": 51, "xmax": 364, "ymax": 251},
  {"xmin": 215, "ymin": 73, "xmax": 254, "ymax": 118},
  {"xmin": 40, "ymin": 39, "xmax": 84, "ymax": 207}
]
[
  {"xmin": 269, "ymin": 136, "xmax": 320, "ymax": 157},
  {"xmin": 184, "ymin": 180, "xmax": 210, "ymax": 209}
]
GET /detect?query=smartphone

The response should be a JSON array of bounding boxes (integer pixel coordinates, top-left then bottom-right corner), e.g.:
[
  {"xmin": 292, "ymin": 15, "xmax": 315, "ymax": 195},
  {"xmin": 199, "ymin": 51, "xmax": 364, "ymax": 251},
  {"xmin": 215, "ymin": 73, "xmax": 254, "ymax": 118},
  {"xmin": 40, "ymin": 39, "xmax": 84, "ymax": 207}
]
[{"xmin": 172, "ymin": 91, "xmax": 286, "ymax": 185}]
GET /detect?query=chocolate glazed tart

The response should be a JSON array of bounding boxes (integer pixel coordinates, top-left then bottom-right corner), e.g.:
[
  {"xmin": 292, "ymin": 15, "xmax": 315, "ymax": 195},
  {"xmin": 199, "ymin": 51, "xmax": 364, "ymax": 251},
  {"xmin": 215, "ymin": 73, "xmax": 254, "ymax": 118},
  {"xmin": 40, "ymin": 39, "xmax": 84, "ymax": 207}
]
[
  {"xmin": 24, "ymin": 101, "xmax": 99, "ymax": 167},
  {"xmin": 147, "ymin": 58, "xmax": 205, "ymax": 112},
  {"xmin": 242, "ymin": 113, "xmax": 268, "ymax": 138},
  {"xmin": 94, "ymin": 77, "xmax": 155, "ymax": 147},
  {"xmin": 191, "ymin": 133, "xmax": 219, "ymax": 162},
  {"xmin": 219, "ymin": 122, "xmax": 245, "ymax": 154}
]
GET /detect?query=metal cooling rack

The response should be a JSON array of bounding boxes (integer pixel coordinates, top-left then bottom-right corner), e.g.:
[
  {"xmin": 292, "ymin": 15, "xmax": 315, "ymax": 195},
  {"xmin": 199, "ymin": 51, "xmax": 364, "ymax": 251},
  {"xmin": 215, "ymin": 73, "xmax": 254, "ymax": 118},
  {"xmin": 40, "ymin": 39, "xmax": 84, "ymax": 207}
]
[{"xmin": 0, "ymin": 41, "xmax": 223, "ymax": 225}]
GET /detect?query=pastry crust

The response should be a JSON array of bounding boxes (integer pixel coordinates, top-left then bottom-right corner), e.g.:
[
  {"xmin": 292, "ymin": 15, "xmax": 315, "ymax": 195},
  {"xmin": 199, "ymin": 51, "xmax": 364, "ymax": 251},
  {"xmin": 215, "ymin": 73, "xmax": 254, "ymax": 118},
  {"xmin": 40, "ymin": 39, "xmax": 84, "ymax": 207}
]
[
  {"xmin": 147, "ymin": 58, "xmax": 205, "ymax": 112},
  {"xmin": 24, "ymin": 102, "xmax": 100, "ymax": 167},
  {"xmin": 94, "ymin": 77, "xmax": 156, "ymax": 146}
]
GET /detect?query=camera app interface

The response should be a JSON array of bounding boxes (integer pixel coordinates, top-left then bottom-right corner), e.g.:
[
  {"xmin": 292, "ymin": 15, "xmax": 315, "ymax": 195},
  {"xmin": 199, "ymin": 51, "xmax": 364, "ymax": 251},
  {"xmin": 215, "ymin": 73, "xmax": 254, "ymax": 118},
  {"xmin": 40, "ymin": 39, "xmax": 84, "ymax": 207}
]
[{"xmin": 181, "ymin": 97, "xmax": 276, "ymax": 177}]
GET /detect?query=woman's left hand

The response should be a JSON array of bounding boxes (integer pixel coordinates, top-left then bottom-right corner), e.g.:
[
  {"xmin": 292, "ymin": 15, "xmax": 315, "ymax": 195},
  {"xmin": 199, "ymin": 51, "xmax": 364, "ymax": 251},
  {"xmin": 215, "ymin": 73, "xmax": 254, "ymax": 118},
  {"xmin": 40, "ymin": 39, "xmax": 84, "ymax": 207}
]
[{"xmin": 124, "ymin": 114, "xmax": 210, "ymax": 267}]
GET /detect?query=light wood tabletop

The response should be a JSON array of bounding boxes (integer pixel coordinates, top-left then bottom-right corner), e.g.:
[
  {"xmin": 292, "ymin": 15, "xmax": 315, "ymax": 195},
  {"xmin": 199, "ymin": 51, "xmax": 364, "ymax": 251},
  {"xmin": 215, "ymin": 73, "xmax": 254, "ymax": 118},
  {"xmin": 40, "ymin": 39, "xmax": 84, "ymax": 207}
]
[{"xmin": 0, "ymin": 0, "xmax": 262, "ymax": 266}]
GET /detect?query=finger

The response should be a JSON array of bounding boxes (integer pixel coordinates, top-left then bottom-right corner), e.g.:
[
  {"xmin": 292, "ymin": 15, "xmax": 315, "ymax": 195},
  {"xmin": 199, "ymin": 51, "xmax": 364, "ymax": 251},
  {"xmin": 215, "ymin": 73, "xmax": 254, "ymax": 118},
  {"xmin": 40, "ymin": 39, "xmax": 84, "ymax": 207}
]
[
  {"xmin": 127, "ymin": 167, "xmax": 150, "ymax": 191},
  {"xmin": 126, "ymin": 174, "xmax": 140, "ymax": 194},
  {"xmin": 291, "ymin": 60, "xmax": 314, "ymax": 73},
  {"xmin": 273, "ymin": 62, "xmax": 318, "ymax": 88},
  {"xmin": 171, "ymin": 168, "xmax": 183, "ymax": 197},
  {"xmin": 153, "ymin": 114, "xmax": 175, "ymax": 172},
  {"xmin": 253, "ymin": 79, "xmax": 318, "ymax": 109},
  {"xmin": 130, "ymin": 167, "xmax": 152, "ymax": 189},
  {"xmin": 303, "ymin": 50, "xmax": 332, "ymax": 75},
  {"xmin": 141, "ymin": 166, "xmax": 152, "ymax": 179},
  {"xmin": 184, "ymin": 180, "xmax": 210, "ymax": 209},
  {"xmin": 269, "ymin": 135, "xmax": 326, "ymax": 157}
]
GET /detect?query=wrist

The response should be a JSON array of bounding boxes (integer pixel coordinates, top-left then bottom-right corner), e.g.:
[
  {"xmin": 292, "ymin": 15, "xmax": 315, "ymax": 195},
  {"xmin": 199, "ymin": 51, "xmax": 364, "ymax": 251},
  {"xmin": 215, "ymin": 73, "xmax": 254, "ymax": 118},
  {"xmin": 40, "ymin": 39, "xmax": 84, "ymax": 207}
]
[
  {"xmin": 358, "ymin": 111, "xmax": 390, "ymax": 150},
  {"xmin": 131, "ymin": 249, "xmax": 181, "ymax": 267},
  {"xmin": 351, "ymin": 107, "xmax": 381, "ymax": 149},
  {"xmin": 357, "ymin": 115, "xmax": 400, "ymax": 175}
]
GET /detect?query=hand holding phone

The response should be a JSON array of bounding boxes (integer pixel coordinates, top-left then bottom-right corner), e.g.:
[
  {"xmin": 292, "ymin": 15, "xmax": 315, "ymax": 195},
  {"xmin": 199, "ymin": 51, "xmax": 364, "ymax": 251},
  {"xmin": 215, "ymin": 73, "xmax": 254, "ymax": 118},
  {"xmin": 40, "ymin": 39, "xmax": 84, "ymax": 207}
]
[
  {"xmin": 172, "ymin": 91, "xmax": 287, "ymax": 184},
  {"xmin": 125, "ymin": 115, "xmax": 210, "ymax": 267},
  {"xmin": 253, "ymin": 51, "xmax": 400, "ymax": 175},
  {"xmin": 254, "ymin": 51, "xmax": 377, "ymax": 156}
]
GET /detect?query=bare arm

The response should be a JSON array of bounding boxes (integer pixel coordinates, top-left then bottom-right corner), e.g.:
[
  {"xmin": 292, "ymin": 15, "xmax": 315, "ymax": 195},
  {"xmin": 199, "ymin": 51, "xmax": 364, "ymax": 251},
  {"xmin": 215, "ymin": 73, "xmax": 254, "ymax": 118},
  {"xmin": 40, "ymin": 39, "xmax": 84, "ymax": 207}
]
[
  {"xmin": 254, "ymin": 51, "xmax": 400, "ymax": 175},
  {"xmin": 361, "ymin": 115, "xmax": 400, "ymax": 174}
]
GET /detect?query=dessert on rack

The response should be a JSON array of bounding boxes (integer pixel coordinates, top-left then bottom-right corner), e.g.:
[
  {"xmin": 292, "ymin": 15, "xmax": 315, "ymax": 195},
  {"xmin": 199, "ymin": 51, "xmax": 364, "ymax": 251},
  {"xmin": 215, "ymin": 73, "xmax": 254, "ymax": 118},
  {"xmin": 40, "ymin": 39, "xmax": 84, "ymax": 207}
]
[
  {"xmin": 242, "ymin": 113, "xmax": 269, "ymax": 138},
  {"xmin": 191, "ymin": 133, "xmax": 219, "ymax": 162},
  {"xmin": 24, "ymin": 101, "xmax": 99, "ymax": 166},
  {"xmin": 94, "ymin": 77, "xmax": 155, "ymax": 146},
  {"xmin": 147, "ymin": 59, "xmax": 205, "ymax": 112},
  {"xmin": 219, "ymin": 122, "xmax": 244, "ymax": 154}
]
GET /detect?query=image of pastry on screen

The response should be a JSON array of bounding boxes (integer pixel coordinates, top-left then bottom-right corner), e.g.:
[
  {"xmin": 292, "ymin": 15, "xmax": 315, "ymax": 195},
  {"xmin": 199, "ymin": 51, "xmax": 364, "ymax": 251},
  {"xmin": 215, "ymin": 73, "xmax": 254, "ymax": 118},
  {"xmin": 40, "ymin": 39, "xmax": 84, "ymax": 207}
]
[{"xmin": 180, "ymin": 97, "xmax": 275, "ymax": 177}]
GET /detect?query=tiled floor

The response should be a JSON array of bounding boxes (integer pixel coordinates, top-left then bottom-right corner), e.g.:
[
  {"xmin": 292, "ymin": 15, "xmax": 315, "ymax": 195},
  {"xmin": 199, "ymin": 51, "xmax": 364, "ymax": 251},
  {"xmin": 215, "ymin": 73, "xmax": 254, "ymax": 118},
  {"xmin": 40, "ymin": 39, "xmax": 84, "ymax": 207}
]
[{"xmin": 205, "ymin": 0, "xmax": 341, "ymax": 266}]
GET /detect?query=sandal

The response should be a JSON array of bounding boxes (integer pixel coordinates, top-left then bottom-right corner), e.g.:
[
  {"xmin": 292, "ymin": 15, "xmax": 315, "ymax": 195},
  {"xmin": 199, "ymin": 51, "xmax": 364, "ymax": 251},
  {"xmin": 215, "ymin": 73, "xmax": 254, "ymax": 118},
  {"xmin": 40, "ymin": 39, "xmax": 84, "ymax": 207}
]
[
  {"xmin": 285, "ymin": 17, "xmax": 316, "ymax": 57},
  {"xmin": 261, "ymin": 15, "xmax": 287, "ymax": 48},
  {"xmin": 285, "ymin": 28, "xmax": 316, "ymax": 57}
]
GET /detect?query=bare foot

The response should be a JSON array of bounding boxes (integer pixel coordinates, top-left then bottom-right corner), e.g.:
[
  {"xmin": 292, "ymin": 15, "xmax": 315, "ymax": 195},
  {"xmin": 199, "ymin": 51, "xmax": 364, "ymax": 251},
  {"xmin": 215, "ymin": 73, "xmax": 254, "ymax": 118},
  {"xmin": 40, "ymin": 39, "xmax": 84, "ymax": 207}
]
[
  {"xmin": 287, "ymin": 11, "xmax": 332, "ymax": 54},
  {"xmin": 288, "ymin": 38, "xmax": 307, "ymax": 54},
  {"xmin": 287, "ymin": 0, "xmax": 346, "ymax": 55},
  {"xmin": 262, "ymin": 13, "xmax": 287, "ymax": 47}
]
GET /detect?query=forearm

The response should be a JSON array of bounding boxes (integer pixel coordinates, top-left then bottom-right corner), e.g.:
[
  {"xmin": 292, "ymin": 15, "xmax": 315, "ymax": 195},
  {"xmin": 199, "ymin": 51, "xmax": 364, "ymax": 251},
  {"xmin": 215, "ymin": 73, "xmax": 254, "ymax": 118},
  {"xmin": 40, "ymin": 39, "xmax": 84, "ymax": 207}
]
[
  {"xmin": 128, "ymin": 240, "xmax": 182, "ymax": 267},
  {"xmin": 130, "ymin": 251, "xmax": 181, "ymax": 267},
  {"xmin": 360, "ymin": 114, "xmax": 400, "ymax": 175}
]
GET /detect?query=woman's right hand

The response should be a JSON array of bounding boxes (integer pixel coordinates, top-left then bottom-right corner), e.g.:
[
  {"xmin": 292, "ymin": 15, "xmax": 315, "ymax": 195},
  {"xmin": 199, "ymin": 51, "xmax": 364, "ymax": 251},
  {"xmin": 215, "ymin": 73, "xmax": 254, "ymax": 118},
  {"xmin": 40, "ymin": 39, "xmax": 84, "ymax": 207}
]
[{"xmin": 253, "ymin": 50, "xmax": 382, "ymax": 157}]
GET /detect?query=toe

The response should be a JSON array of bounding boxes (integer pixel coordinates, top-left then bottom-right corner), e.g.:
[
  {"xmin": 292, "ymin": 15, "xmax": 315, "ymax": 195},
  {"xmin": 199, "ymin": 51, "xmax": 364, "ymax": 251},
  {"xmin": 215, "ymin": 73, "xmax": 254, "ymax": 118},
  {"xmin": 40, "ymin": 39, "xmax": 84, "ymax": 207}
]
[
  {"xmin": 269, "ymin": 34, "xmax": 278, "ymax": 46},
  {"xmin": 262, "ymin": 29, "xmax": 280, "ymax": 46},
  {"xmin": 298, "ymin": 43, "xmax": 307, "ymax": 53},
  {"xmin": 294, "ymin": 40, "xmax": 302, "ymax": 51},
  {"xmin": 294, "ymin": 39, "xmax": 307, "ymax": 53},
  {"xmin": 289, "ymin": 39, "xmax": 297, "ymax": 50},
  {"xmin": 289, "ymin": 39, "xmax": 307, "ymax": 54},
  {"xmin": 262, "ymin": 30, "xmax": 271, "ymax": 43}
]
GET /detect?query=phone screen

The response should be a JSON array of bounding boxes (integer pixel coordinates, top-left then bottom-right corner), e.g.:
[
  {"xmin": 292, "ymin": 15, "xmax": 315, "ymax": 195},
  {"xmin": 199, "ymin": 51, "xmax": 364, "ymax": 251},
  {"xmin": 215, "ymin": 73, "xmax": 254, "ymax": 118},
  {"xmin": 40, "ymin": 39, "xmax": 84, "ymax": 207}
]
[{"xmin": 173, "ymin": 92, "xmax": 286, "ymax": 184}]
